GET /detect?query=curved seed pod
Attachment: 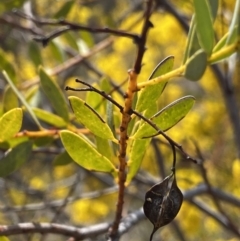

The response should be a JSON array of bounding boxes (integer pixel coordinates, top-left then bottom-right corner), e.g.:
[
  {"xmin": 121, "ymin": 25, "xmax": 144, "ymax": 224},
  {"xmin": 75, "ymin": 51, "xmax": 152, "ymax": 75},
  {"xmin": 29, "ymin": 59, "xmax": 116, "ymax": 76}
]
[{"xmin": 143, "ymin": 173, "xmax": 183, "ymax": 241}]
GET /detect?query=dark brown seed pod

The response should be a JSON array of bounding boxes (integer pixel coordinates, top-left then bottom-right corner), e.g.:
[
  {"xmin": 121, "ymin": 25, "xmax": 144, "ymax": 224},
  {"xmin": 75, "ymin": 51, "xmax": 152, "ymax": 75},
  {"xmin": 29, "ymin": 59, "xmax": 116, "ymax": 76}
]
[{"xmin": 143, "ymin": 173, "xmax": 183, "ymax": 241}]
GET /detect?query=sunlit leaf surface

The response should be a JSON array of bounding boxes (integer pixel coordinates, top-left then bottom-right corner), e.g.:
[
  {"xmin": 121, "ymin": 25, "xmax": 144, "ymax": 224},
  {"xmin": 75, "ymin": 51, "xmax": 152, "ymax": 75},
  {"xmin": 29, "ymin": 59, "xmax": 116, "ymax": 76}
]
[
  {"xmin": 193, "ymin": 0, "xmax": 214, "ymax": 55},
  {"xmin": 39, "ymin": 67, "xmax": 69, "ymax": 122},
  {"xmin": 132, "ymin": 96, "xmax": 195, "ymax": 139},
  {"xmin": 32, "ymin": 107, "xmax": 67, "ymax": 128},
  {"xmin": 69, "ymin": 96, "xmax": 117, "ymax": 142},
  {"xmin": 0, "ymin": 108, "xmax": 22, "ymax": 142},
  {"xmin": 136, "ymin": 56, "xmax": 174, "ymax": 112},
  {"xmin": 0, "ymin": 141, "xmax": 32, "ymax": 177},
  {"xmin": 60, "ymin": 130, "xmax": 117, "ymax": 174},
  {"xmin": 185, "ymin": 50, "xmax": 207, "ymax": 81}
]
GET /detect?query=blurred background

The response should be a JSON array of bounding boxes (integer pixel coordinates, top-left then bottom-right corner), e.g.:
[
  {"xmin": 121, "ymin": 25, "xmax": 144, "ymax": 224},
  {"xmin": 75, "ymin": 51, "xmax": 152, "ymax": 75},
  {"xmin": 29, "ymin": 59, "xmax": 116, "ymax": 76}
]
[{"xmin": 0, "ymin": 0, "xmax": 239, "ymax": 241}]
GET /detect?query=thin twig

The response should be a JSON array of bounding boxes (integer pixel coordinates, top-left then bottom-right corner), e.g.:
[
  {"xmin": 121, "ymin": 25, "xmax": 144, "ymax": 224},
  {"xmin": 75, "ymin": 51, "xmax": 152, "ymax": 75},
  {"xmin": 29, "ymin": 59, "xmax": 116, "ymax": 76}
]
[
  {"xmin": 0, "ymin": 13, "xmax": 43, "ymax": 36},
  {"xmin": 40, "ymin": 172, "xmax": 81, "ymax": 241},
  {"xmin": 152, "ymin": 139, "xmax": 166, "ymax": 178},
  {"xmin": 1, "ymin": 182, "xmax": 239, "ymax": 213},
  {"xmin": 19, "ymin": 10, "xmax": 143, "ymax": 90},
  {"xmin": 131, "ymin": 110, "xmax": 197, "ymax": 163},
  {"xmin": 20, "ymin": 36, "xmax": 114, "ymax": 90},
  {"xmin": 0, "ymin": 222, "xmax": 110, "ymax": 239},
  {"xmin": 13, "ymin": 10, "xmax": 140, "ymax": 47},
  {"xmin": 0, "ymin": 209, "xmax": 146, "ymax": 239},
  {"xmin": 133, "ymin": 0, "xmax": 154, "ymax": 74},
  {"xmin": 108, "ymin": 1, "xmax": 155, "ymax": 238},
  {"xmin": 1, "ymin": 186, "xmax": 239, "ymax": 239},
  {"xmin": 190, "ymin": 199, "xmax": 240, "ymax": 237},
  {"xmin": 161, "ymin": 0, "xmax": 240, "ymax": 158},
  {"xmin": 66, "ymin": 79, "xmax": 124, "ymax": 112},
  {"xmin": 193, "ymin": 141, "xmax": 240, "ymax": 236},
  {"xmin": 170, "ymin": 221, "xmax": 187, "ymax": 241},
  {"xmin": 66, "ymin": 79, "xmax": 197, "ymax": 163},
  {"xmin": 0, "ymin": 186, "xmax": 118, "ymax": 212},
  {"xmin": 2, "ymin": 179, "xmax": 27, "ymax": 241}
]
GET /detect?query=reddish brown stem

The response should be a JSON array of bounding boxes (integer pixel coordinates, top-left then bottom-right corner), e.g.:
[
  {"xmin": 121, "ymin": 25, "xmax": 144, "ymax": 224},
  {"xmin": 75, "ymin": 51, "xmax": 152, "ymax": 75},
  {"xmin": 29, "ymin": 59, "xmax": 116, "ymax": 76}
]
[
  {"xmin": 109, "ymin": 1, "xmax": 155, "ymax": 239},
  {"xmin": 109, "ymin": 70, "xmax": 138, "ymax": 239}
]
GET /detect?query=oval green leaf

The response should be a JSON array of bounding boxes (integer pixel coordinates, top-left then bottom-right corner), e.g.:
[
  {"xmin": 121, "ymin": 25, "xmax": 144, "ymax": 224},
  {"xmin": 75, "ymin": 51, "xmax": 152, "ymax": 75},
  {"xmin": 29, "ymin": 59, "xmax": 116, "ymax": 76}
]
[
  {"xmin": 106, "ymin": 100, "xmax": 117, "ymax": 137},
  {"xmin": 126, "ymin": 138, "xmax": 151, "ymax": 185},
  {"xmin": 0, "ymin": 136, "xmax": 29, "ymax": 150},
  {"xmin": 63, "ymin": 32, "xmax": 79, "ymax": 51},
  {"xmin": 28, "ymin": 41, "xmax": 43, "ymax": 67},
  {"xmin": 39, "ymin": 66, "xmax": 69, "ymax": 122},
  {"xmin": 0, "ymin": 236, "xmax": 10, "ymax": 241},
  {"xmin": 49, "ymin": 40, "xmax": 65, "ymax": 63},
  {"xmin": 226, "ymin": 0, "xmax": 240, "ymax": 45},
  {"xmin": 213, "ymin": 25, "xmax": 238, "ymax": 53},
  {"xmin": 69, "ymin": 96, "xmax": 117, "ymax": 142},
  {"xmin": 209, "ymin": 0, "xmax": 219, "ymax": 21},
  {"xmin": 100, "ymin": 76, "xmax": 112, "ymax": 93},
  {"xmin": 96, "ymin": 136, "xmax": 113, "ymax": 161},
  {"xmin": 183, "ymin": 16, "xmax": 201, "ymax": 64},
  {"xmin": 0, "ymin": 1, "xmax": 25, "ymax": 14},
  {"xmin": 106, "ymin": 100, "xmax": 118, "ymax": 155},
  {"xmin": 3, "ymin": 85, "xmax": 19, "ymax": 112},
  {"xmin": 0, "ymin": 141, "xmax": 32, "ymax": 177},
  {"xmin": 136, "ymin": 56, "xmax": 174, "ymax": 112},
  {"xmin": 132, "ymin": 96, "xmax": 195, "ymax": 139},
  {"xmin": 2, "ymin": 71, "xmax": 42, "ymax": 129},
  {"xmin": 0, "ymin": 108, "xmax": 22, "ymax": 142},
  {"xmin": 193, "ymin": 0, "xmax": 215, "ymax": 55},
  {"xmin": 0, "ymin": 49, "xmax": 16, "ymax": 83},
  {"xmin": 184, "ymin": 49, "xmax": 207, "ymax": 81},
  {"xmin": 60, "ymin": 130, "xmax": 117, "ymax": 174},
  {"xmin": 54, "ymin": 151, "xmax": 73, "ymax": 166},
  {"xmin": 32, "ymin": 107, "xmax": 67, "ymax": 128},
  {"xmin": 54, "ymin": 0, "xmax": 74, "ymax": 19},
  {"xmin": 85, "ymin": 83, "xmax": 104, "ymax": 112},
  {"xmin": 34, "ymin": 136, "xmax": 54, "ymax": 147}
]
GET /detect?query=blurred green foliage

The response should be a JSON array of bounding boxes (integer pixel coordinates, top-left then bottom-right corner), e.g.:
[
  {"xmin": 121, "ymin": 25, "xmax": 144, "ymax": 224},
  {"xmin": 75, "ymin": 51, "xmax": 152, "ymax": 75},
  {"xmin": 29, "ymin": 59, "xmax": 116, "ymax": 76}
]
[{"xmin": 0, "ymin": 0, "xmax": 239, "ymax": 241}]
